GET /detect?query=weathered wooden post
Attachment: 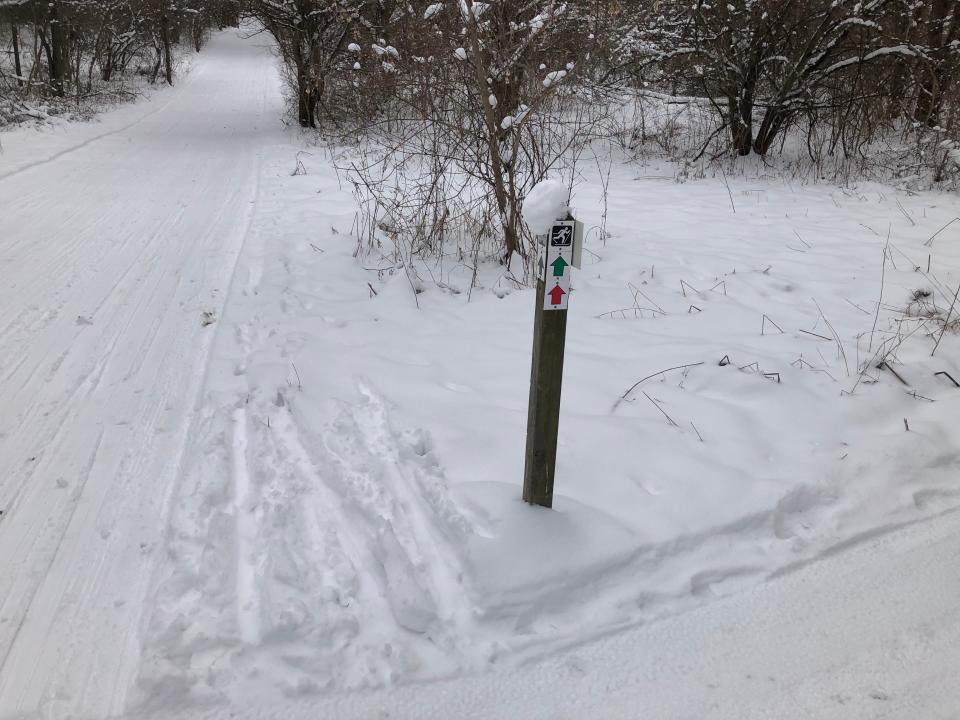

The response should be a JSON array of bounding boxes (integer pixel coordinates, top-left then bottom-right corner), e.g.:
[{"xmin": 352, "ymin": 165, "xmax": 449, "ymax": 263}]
[{"xmin": 523, "ymin": 215, "xmax": 583, "ymax": 508}]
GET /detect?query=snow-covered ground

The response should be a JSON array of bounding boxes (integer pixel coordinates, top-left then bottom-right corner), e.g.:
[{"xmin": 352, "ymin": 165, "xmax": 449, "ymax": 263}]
[
  {"xmin": 2, "ymin": 28, "xmax": 960, "ymax": 720},
  {"xmin": 134, "ymin": 507, "xmax": 960, "ymax": 720}
]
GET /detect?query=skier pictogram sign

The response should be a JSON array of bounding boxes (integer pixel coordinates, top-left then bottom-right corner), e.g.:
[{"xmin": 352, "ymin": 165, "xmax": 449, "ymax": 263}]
[
  {"xmin": 550, "ymin": 224, "xmax": 573, "ymax": 247},
  {"xmin": 543, "ymin": 221, "xmax": 575, "ymax": 311}
]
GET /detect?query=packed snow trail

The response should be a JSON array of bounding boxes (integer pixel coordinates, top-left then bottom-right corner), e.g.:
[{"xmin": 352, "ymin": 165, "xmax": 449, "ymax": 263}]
[{"xmin": 0, "ymin": 31, "xmax": 284, "ymax": 717}]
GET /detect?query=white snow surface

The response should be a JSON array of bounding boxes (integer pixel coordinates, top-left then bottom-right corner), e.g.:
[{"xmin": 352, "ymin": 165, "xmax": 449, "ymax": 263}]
[
  {"xmin": 132, "ymin": 508, "xmax": 960, "ymax": 719},
  {"xmin": 2, "ymin": 28, "xmax": 960, "ymax": 720},
  {"xmin": 0, "ymin": 31, "xmax": 285, "ymax": 718}
]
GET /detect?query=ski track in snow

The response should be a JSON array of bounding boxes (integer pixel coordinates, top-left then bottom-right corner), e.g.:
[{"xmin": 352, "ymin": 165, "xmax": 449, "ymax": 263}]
[
  {"xmin": 134, "ymin": 151, "xmax": 483, "ymax": 703},
  {"xmin": 0, "ymin": 32, "xmax": 281, "ymax": 718}
]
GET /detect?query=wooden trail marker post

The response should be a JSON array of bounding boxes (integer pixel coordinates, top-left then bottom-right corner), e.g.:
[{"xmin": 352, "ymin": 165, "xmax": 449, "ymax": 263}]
[{"xmin": 523, "ymin": 215, "xmax": 584, "ymax": 508}]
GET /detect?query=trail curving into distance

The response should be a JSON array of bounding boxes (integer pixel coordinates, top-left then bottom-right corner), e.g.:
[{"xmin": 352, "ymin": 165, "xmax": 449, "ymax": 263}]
[{"xmin": 0, "ymin": 30, "xmax": 284, "ymax": 718}]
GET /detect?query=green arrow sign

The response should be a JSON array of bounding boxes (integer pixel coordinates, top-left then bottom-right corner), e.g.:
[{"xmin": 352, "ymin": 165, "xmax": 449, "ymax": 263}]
[{"xmin": 550, "ymin": 256, "xmax": 568, "ymax": 277}]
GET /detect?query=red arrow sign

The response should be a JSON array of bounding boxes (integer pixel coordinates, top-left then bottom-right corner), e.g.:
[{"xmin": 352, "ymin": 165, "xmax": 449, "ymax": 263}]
[{"xmin": 548, "ymin": 284, "xmax": 566, "ymax": 306}]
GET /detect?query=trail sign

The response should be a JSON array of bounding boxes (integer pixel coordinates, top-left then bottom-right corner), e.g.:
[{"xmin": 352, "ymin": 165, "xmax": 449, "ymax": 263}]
[
  {"xmin": 543, "ymin": 220, "xmax": 575, "ymax": 312},
  {"xmin": 524, "ymin": 216, "xmax": 582, "ymax": 508},
  {"xmin": 550, "ymin": 223, "xmax": 573, "ymax": 247},
  {"xmin": 549, "ymin": 219, "xmax": 585, "ymax": 268}
]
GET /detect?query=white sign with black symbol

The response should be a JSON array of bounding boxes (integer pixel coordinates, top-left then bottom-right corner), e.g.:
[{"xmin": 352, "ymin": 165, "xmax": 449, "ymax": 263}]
[{"xmin": 544, "ymin": 222, "xmax": 575, "ymax": 311}]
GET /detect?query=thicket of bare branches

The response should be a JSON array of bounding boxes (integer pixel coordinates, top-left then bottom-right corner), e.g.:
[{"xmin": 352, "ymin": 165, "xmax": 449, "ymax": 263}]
[
  {"xmin": 245, "ymin": 0, "xmax": 957, "ymax": 268},
  {"xmin": 340, "ymin": 1, "xmax": 608, "ymax": 266},
  {"xmin": 247, "ymin": 1, "xmax": 615, "ymax": 271},
  {"xmin": 617, "ymin": 1, "xmax": 959, "ymax": 173},
  {"xmin": 0, "ymin": 0, "xmax": 237, "ymax": 122}
]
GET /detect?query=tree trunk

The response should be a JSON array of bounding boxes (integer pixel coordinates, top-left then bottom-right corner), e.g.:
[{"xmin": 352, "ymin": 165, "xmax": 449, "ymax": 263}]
[
  {"xmin": 915, "ymin": 73, "xmax": 943, "ymax": 127},
  {"xmin": 729, "ymin": 92, "xmax": 754, "ymax": 156},
  {"xmin": 40, "ymin": 31, "xmax": 54, "ymax": 85},
  {"xmin": 48, "ymin": 4, "xmax": 70, "ymax": 97},
  {"xmin": 915, "ymin": 0, "xmax": 954, "ymax": 126},
  {"xmin": 102, "ymin": 50, "xmax": 114, "ymax": 82},
  {"xmin": 297, "ymin": 75, "xmax": 310, "ymax": 127},
  {"xmin": 150, "ymin": 45, "xmax": 163, "ymax": 84},
  {"xmin": 11, "ymin": 24, "xmax": 23, "ymax": 86},
  {"xmin": 160, "ymin": 12, "xmax": 174, "ymax": 85},
  {"xmin": 86, "ymin": 48, "xmax": 96, "ymax": 92},
  {"xmin": 296, "ymin": 66, "xmax": 316, "ymax": 127},
  {"xmin": 193, "ymin": 18, "xmax": 203, "ymax": 52},
  {"xmin": 753, "ymin": 106, "xmax": 789, "ymax": 155}
]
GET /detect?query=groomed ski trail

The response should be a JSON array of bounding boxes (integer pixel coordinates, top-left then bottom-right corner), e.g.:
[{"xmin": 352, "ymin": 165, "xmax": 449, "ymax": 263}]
[{"xmin": 0, "ymin": 31, "xmax": 284, "ymax": 718}]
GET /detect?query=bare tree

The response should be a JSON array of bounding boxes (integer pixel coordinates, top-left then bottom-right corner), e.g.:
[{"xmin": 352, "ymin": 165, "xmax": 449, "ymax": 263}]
[
  {"xmin": 248, "ymin": 0, "xmax": 361, "ymax": 127},
  {"xmin": 625, "ymin": 0, "xmax": 920, "ymax": 156},
  {"xmin": 336, "ymin": 0, "xmax": 602, "ymax": 267}
]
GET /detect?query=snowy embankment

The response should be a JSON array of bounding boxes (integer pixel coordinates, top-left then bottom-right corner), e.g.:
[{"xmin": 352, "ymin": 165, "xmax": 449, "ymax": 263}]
[{"xmin": 132, "ymin": 114, "xmax": 960, "ymax": 709}]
